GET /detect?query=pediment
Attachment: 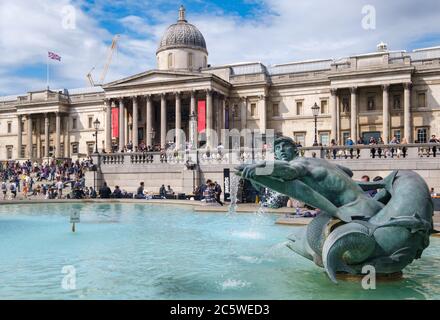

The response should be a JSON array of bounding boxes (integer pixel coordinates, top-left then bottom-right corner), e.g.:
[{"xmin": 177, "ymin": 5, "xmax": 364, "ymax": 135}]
[{"xmin": 104, "ymin": 70, "xmax": 207, "ymax": 89}]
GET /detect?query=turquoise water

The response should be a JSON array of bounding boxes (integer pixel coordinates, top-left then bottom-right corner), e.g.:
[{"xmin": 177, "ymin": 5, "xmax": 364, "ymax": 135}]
[{"xmin": 0, "ymin": 203, "xmax": 440, "ymax": 300}]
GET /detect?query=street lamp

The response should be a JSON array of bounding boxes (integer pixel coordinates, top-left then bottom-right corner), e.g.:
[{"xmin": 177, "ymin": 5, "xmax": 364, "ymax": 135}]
[
  {"xmin": 93, "ymin": 118, "xmax": 101, "ymax": 153},
  {"xmin": 311, "ymin": 102, "xmax": 320, "ymax": 146}
]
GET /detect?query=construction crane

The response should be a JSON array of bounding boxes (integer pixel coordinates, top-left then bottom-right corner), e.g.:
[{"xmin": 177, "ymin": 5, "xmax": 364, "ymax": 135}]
[{"xmin": 86, "ymin": 34, "xmax": 120, "ymax": 87}]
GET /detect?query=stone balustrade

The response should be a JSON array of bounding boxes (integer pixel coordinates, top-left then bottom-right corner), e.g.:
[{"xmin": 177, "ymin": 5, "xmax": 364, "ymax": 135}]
[
  {"xmin": 299, "ymin": 143, "xmax": 440, "ymax": 160},
  {"xmin": 99, "ymin": 143, "xmax": 439, "ymax": 167},
  {"xmin": 98, "ymin": 147, "xmax": 271, "ymax": 167}
]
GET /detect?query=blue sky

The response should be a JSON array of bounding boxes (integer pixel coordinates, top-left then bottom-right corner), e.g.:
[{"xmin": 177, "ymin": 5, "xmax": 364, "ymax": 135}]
[{"xmin": 1, "ymin": 0, "xmax": 440, "ymax": 96}]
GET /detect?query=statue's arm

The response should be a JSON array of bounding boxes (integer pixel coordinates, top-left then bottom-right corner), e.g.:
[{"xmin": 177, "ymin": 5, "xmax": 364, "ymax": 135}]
[{"xmin": 336, "ymin": 165, "xmax": 353, "ymax": 178}]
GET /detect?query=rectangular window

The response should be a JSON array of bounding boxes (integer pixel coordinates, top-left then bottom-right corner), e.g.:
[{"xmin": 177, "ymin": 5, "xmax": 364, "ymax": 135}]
[
  {"xmin": 417, "ymin": 128, "xmax": 428, "ymax": 143},
  {"xmin": 294, "ymin": 132, "xmax": 306, "ymax": 147},
  {"xmin": 272, "ymin": 103, "xmax": 279, "ymax": 117},
  {"xmin": 6, "ymin": 146, "xmax": 12, "ymax": 160},
  {"xmin": 21, "ymin": 145, "xmax": 25, "ymax": 158},
  {"xmin": 296, "ymin": 101, "xmax": 303, "ymax": 116},
  {"xmin": 319, "ymin": 132, "xmax": 330, "ymax": 146},
  {"xmin": 72, "ymin": 118, "xmax": 77, "ymax": 130},
  {"xmin": 188, "ymin": 53, "xmax": 193, "ymax": 68},
  {"xmin": 88, "ymin": 116, "xmax": 93, "ymax": 129},
  {"xmin": 342, "ymin": 131, "xmax": 350, "ymax": 145},
  {"xmin": 32, "ymin": 144, "xmax": 37, "ymax": 158},
  {"xmin": 393, "ymin": 95, "xmax": 401, "ymax": 110},
  {"xmin": 7, "ymin": 122, "xmax": 11, "ymax": 134},
  {"xmin": 71, "ymin": 142, "xmax": 79, "ymax": 154},
  {"xmin": 367, "ymin": 96, "xmax": 376, "ymax": 111},
  {"xmin": 320, "ymin": 100, "xmax": 328, "ymax": 114},
  {"xmin": 250, "ymin": 103, "xmax": 257, "ymax": 117},
  {"xmin": 21, "ymin": 121, "xmax": 25, "ymax": 132},
  {"xmin": 418, "ymin": 92, "xmax": 426, "ymax": 109}
]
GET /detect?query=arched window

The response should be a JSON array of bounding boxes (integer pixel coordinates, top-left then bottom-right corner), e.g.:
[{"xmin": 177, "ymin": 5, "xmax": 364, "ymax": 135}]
[
  {"xmin": 168, "ymin": 53, "xmax": 173, "ymax": 69},
  {"xmin": 188, "ymin": 52, "xmax": 193, "ymax": 69}
]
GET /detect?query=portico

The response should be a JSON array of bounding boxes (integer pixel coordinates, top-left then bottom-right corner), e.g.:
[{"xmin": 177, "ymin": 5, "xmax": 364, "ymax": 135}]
[{"xmin": 103, "ymin": 70, "xmax": 231, "ymax": 152}]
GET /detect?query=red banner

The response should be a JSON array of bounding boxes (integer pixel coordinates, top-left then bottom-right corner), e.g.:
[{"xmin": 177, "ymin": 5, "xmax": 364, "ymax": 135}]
[
  {"xmin": 112, "ymin": 107, "xmax": 119, "ymax": 138},
  {"xmin": 198, "ymin": 100, "xmax": 206, "ymax": 133}
]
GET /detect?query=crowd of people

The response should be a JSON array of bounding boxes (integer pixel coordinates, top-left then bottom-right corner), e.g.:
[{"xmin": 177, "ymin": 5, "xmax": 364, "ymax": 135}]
[
  {"xmin": 327, "ymin": 134, "xmax": 440, "ymax": 159},
  {"xmin": 0, "ymin": 158, "xmax": 94, "ymax": 200}
]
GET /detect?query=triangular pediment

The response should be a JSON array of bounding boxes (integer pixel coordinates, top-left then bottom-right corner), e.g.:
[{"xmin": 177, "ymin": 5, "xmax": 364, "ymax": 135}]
[{"xmin": 103, "ymin": 70, "xmax": 207, "ymax": 88}]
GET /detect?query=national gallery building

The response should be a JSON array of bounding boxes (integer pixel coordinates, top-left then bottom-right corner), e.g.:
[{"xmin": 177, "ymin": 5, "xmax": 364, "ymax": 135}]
[{"xmin": 1, "ymin": 6, "xmax": 440, "ymax": 161}]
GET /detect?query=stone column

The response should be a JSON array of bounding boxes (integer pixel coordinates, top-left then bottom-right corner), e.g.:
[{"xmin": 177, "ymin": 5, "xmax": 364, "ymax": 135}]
[
  {"xmin": 160, "ymin": 93, "xmax": 167, "ymax": 149},
  {"xmin": 259, "ymin": 95, "xmax": 267, "ymax": 134},
  {"xmin": 190, "ymin": 90, "xmax": 196, "ymax": 115},
  {"xmin": 119, "ymin": 99, "xmax": 125, "ymax": 150},
  {"xmin": 27, "ymin": 115, "xmax": 32, "ymax": 159},
  {"xmin": 16, "ymin": 115, "xmax": 22, "ymax": 159},
  {"xmin": 105, "ymin": 99, "xmax": 112, "ymax": 152},
  {"xmin": 132, "ymin": 96, "xmax": 139, "ymax": 148},
  {"xmin": 146, "ymin": 95, "xmax": 153, "ymax": 147},
  {"xmin": 44, "ymin": 114, "xmax": 49, "ymax": 158},
  {"xmin": 350, "ymin": 87, "xmax": 358, "ymax": 142},
  {"xmin": 241, "ymin": 97, "xmax": 247, "ymax": 131},
  {"xmin": 216, "ymin": 94, "xmax": 222, "ymax": 139},
  {"xmin": 36, "ymin": 118, "xmax": 41, "ymax": 159},
  {"xmin": 330, "ymin": 89, "xmax": 338, "ymax": 142},
  {"xmin": 124, "ymin": 106, "xmax": 129, "ymax": 146},
  {"xmin": 206, "ymin": 90, "xmax": 213, "ymax": 148},
  {"xmin": 382, "ymin": 85, "xmax": 390, "ymax": 143},
  {"xmin": 55, "ymin": 112, "xmax": 61, "ymax": 158},
  {"xmin": 64, "ymin": 116, "xmax": 70, "ymax": 158},
  {"xmin": 222, "ymin": 97, "xmax": 227, "ymax": 131},
  {"xmin": 404, "ymin": 82, "xmax": 412, "ymax": 142},
  {"xmin": 175, "ymin": 92, "xmax": 182, "ymax": 149}
]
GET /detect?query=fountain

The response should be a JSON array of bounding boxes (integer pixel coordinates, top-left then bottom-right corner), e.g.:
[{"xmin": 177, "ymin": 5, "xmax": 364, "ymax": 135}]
[{"xmin": 236, "ymin": 136, "xmax": 435, "ymax": 283}]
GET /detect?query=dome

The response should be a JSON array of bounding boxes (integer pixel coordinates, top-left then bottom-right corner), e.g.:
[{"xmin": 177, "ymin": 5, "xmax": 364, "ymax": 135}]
[{"xmin": 157, "ymin": 6, "xmax": 208, "ymax": 55}]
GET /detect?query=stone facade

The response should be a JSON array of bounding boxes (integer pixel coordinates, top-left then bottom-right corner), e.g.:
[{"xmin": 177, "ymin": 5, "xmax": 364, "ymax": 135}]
[{"xmin": 1, "ymin": 7, "xmax": 440, "ymax": 161}]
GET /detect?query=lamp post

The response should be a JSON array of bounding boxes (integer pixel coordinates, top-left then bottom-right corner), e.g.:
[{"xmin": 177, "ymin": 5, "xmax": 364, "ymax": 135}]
[
  {"xmin": 189, "ymin": 111, "xmax": 198, "ymax": 150},
  {"xmin": 93, "ymin": 118, "xmax": 101, "ymax": 153},
  {"xmin": 312, "ymin": 102, "xmax": 320, "ymax": 147}
]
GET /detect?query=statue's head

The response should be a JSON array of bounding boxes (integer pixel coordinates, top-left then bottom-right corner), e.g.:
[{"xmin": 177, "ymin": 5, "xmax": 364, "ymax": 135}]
[{"xmin": 274, "ymin": 136, "xmax": 298, "ymax": 161}]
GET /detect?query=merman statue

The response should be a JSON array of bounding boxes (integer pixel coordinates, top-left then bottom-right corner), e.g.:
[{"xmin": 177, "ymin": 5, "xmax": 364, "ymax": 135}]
[{"xmin": 236, "ymin": 136, "xmax": 435, "ymax": 283}]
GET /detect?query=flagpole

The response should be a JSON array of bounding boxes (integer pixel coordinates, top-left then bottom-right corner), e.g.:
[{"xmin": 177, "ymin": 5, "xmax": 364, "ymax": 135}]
[{"xmin": 46, "ymin": 51, "xmax": 49, "ymax": 90}]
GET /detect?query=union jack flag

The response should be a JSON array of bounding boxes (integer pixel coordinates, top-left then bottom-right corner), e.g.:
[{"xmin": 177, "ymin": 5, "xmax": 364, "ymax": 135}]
[{"xmin": 48, "ymin": 51, "xmax": 61, "ymax": 61}]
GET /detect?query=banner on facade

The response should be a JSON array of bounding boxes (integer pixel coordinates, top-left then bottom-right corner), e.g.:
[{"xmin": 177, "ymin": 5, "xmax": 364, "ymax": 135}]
[
  {"xmin": 197, "ymin": 100, "xmax": 206, "ymax": 133},
  {"xmin": 112, "ymin": 107, "xmax": 119, "ymax": 138},
  {"xmin": 224, "ymin": 168, "xmax": 231, "ymax": 202}
]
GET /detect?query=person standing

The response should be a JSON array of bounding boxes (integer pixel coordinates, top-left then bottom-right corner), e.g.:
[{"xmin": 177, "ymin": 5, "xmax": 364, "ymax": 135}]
[
  {"xmin": 1, "ymin": 181, "xmax": 7, "ymax": 200},
  {"xmin": 429, "ymin": 135, "xmax": 439, "ymax": 157},
  {"xmin": 10, "ymin": 181, "xmax": 17, "ymax": 199},
  {"xmin": 214, "ymin": 181, "xmax": 223, "ymax": 206},
  {"xmin": 56, "ymin": 178, "xmax": 64, "ymax": 199}
]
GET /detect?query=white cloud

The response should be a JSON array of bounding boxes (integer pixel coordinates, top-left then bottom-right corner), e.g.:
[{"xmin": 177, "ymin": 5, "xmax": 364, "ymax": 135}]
[{"xmin": 1, "ymin": 0, "xmax": 440, "ymax": 95}]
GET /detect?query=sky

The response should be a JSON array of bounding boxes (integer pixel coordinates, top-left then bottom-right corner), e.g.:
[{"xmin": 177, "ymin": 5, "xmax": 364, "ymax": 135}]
[{"xmin": 0, "ymin": 0, "xmax": 440, "ymax": 96}]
